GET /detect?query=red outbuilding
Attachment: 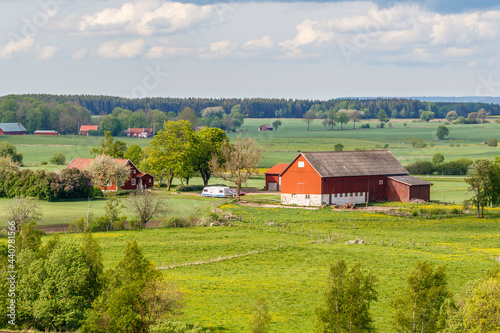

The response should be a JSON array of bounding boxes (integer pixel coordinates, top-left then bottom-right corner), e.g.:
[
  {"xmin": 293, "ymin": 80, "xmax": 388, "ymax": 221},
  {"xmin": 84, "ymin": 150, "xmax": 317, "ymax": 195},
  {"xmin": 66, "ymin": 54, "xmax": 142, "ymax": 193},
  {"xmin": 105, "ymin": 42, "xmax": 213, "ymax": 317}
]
[
  {"xmin": 65, "ymin": 158, "xmax": 154, "ymax": 191},
  {"xmin": 0, "ymin": 123, "xmax": 27, "ymax": 135},
  {"xmin": 264, "ymin": 163, "xmax": 289, "ymax": 191},
  {"xmin": 127, "ymin": 128, "xmax": 153, "ymax": 138},
  {"xmin": 280, "ymin": 151, "xmax": 432, "ymax": 206},
  {"xmin": 34, "ymin": 130, "xmax": 59, "ymax": 135},
  {"xmin": 79, "ymin": 125, "xmax": 99, "ymax": 135},
  {"xmin": 259, "ymin": 124, "xmax": 273, "ymax": 131}
]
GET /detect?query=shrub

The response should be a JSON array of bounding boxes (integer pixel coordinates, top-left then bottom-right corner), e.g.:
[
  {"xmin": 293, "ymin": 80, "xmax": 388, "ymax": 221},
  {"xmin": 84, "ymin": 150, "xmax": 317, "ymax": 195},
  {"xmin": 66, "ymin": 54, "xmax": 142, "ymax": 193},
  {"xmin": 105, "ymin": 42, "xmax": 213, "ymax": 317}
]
[
  {"xmin": 40, "ymin": 161, "xmax": 48, "ymax": 165},
  {"xmin": 176, "ymin": 185, "xmax": 204, "ymax": 192},
  {"xmin": 93, "ymin": 186, "xmax": 103, "ymax": 197},
  {"xmin": 487, "ymin": 138, "xmax": 498, "ymax": 147},
  {"xmin": 68, "ymin": 217, "xmax": 86, "ymax": 233},
  {"xmin": 435, "ymin": 160, "xmax": 472, "ymax": 175},
  {"xmin": 334, "ymin": 143, "xmax": 344, "ymax": 152},
  {"xmin": 361, "ymin": 123, "xmax": 370, "ymax": 129},
  {"xmin": 163, "ymin": 216, "xmax": 199, "ymax": 228},
  {"xmin": 150, "ymin": 320, "xmax": 205, "ymax": 333},
  {"xmin": 128, "ymin": 218, "xmax": 142, "ymax": 230},
  {"xmin": 405, "ymin": 161, "xmax": 434, "ymax": 175},
  {"xmin": 49, "ymin": 152, "xmax": 66, "ymax": 165}
]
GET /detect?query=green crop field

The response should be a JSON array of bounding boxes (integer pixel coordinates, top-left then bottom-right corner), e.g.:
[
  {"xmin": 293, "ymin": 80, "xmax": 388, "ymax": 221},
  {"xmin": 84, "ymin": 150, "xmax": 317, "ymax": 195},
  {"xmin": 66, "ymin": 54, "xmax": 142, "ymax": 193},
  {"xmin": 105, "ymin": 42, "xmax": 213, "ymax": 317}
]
[{"xmin": 42, "ymin": 204, "xmax": 499, "ymax": 332}]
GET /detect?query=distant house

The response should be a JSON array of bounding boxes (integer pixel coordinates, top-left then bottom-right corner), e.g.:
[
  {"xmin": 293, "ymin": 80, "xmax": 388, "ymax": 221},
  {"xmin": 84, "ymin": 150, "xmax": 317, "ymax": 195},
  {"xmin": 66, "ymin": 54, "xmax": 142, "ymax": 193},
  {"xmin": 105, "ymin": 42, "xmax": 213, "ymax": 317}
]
[
  {"xmin": 80, "ymin": 125, "xmax": 99, "ymax": 135},
  {"xmin": 264, "ymin": 163, "xmax": 289, "ymax": 191},
  {"xmin": 34, "ymin": 130, "xmax": 59, "ymax": 135},
  {"xmin": 127, "ymin": 128, "xmax": 153, "ymax": 138},
  {"xmin": 194, "ymin": 126, "xmax": 206, "ymax": 132},
  {"xmin": 280, "ymin": 151, "xmax": 432, "ymax": 206},
  {"xmin": 259, "ymin": 124, "xmax": 273, "ymax": 131},
  {"xmin": 0, "ymin": 123, "xmax": 27, "ymax": 135},
  {"xmin": 65, "ymin": 158, "xmax": 154, "ymax": 191}
]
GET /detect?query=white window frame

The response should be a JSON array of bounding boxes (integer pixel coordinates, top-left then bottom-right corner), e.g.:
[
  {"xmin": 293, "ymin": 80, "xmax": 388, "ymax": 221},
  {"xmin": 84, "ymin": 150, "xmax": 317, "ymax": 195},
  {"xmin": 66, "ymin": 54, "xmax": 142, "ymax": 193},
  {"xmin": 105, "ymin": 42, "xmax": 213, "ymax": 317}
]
[
  {"xmin": 131, "ymin": 178, "xmax": 136, "ymax": 186},
  {"xmin": 298, "ymin": 161, "xmax": 305, "ymax": 168}
]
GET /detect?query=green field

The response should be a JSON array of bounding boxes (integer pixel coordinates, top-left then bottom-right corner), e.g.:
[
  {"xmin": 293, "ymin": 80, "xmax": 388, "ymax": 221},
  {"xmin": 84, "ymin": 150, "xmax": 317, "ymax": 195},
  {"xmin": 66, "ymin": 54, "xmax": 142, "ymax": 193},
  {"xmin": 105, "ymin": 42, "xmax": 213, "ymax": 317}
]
[
  {"xmin": 0, "ymin": 118, "xmax": 499, "ymax": 170},
  {"xmin": 47, "ymin": 205, "xmax": 499, "ymax": 332}
]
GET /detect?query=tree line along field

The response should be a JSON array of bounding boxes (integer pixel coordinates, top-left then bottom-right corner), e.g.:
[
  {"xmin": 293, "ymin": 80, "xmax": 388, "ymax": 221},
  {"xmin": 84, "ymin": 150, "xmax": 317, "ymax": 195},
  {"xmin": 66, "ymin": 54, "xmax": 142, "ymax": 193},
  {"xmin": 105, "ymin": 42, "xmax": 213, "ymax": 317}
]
[{"xmin": 47, "ymin": 205, "xmax": 499, "ymax": 332}]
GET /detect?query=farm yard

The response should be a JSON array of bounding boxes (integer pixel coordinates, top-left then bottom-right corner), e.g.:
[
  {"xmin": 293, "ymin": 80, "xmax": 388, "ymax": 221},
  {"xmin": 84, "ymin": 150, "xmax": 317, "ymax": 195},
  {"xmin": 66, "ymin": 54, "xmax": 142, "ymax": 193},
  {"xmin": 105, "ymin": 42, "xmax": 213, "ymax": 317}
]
[{"xmin": 0, "ymin": 118, "xmax": 499, "ymax": 332}]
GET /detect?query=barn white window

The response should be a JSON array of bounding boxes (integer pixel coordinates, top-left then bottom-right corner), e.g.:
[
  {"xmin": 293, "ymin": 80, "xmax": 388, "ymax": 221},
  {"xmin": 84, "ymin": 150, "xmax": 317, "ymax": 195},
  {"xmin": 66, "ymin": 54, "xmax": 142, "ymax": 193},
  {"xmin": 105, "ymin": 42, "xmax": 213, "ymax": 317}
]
[
  {"xmin": 305, "ymin": 194, "xmax": 310, "ymax": 199},
  {"xmin": 131, "ymin": 179, "xmax": 136, "ymax": 186},
  {"xmin": 292, "ymin": 194, "xmax": 297, "ymax": 198},
  {"xmin": 298, "ymin": 161, "xmax": 305, "ymax": 168}
]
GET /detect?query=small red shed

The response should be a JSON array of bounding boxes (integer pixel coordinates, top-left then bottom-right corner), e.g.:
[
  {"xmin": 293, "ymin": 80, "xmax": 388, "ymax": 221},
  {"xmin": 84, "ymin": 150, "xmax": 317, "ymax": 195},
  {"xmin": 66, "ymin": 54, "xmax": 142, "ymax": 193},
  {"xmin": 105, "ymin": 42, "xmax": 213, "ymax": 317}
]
[
  {"xmin": 34, "ymin": 130, "xmax": 59, "ymax": 135},
  {"xmin": 264, "ymin": 163, "xmax": 289, "ymax": 191},
  {"xmin": 259, "ymin": 124, "xmax": 273, "ymax": 131},
  {"xmin": 65, "ymin": 158, "xmax": 154, "ymax": 191},
  {"xmin": 280, "ymin": 151, "xmax": 432, "ymax": 206},
  {"xmin": 80, "ymin": 125, "xmax": 99, "ymax": 135}
]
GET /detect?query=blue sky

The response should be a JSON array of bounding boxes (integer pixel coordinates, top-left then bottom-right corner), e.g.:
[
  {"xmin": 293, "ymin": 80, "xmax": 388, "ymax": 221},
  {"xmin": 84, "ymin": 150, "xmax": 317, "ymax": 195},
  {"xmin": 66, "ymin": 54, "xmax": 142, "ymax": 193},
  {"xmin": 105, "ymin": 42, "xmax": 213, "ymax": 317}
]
[{"xmin": 1, "ymin": 0, "xmax": 500, "ymax": 99}]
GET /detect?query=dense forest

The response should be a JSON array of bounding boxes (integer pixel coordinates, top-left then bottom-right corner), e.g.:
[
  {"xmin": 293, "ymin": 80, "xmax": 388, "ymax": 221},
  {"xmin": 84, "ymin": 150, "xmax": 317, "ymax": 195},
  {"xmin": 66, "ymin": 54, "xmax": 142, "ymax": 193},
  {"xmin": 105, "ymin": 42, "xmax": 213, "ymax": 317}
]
[{"xmin": 0, "ymin": 94, "xmax": 499, "ymax": 134}]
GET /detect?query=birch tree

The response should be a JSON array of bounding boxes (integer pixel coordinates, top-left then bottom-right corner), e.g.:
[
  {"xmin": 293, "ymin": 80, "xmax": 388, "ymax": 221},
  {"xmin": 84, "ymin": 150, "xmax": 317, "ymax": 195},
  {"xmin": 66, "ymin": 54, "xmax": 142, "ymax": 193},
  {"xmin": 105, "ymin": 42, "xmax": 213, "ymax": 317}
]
[{"xmin": 87, "ymin": 154, "xmax": 129, "ymax": 192}]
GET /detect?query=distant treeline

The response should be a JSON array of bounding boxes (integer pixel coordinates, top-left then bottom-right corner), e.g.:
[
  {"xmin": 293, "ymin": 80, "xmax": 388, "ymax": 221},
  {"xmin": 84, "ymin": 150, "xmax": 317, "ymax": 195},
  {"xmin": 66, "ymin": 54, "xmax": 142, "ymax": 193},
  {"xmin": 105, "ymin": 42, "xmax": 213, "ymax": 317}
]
[{"xmin": 17, "ymin": 94, "xmax": 500, "ymax": 119}]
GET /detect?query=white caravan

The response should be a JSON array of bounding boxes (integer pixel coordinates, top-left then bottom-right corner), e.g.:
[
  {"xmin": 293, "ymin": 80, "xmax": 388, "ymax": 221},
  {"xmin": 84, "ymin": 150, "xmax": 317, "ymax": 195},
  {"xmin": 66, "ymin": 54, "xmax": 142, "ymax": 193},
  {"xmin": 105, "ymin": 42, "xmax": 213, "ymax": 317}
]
[{"xmin": 201, "ymin": 186, "xmax": 232, "ymax": 198}]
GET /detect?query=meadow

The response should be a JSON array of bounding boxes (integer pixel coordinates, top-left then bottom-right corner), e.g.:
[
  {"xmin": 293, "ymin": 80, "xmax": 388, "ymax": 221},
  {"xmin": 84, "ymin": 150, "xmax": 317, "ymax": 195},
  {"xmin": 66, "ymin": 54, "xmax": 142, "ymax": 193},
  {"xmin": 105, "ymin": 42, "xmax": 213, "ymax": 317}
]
[{"xmin": 50, "ymin": 204, "xmax": 500, "ymax": 332}]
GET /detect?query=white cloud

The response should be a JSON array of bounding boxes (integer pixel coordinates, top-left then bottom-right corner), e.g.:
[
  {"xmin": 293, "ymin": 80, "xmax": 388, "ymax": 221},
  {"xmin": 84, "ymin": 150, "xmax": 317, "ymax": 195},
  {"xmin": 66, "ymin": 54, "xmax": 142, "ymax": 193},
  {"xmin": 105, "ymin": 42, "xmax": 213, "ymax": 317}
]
[
  {"xmin": 97, "ymin": 39, "xmax": 145, "ymax": 59},
  {"xmin": 145, "ymin": 45, "xmax": 196, "ymax": 59},
  {"xmin": 198, "ymin": 40, "xmax": 238, "ymax": 60},
  {"xmin": 243, "ymin": 36, "xmax": 274, "ymax": 50},
  {"xmin": 79, "ymin": 1, "xmax": 215, "ymax": 36},
  {"xmin": 280, "ymin": 19, "xmax": 334, "ymax": 50},
  {"xmin": 72, "ymin": 48, "xmax": 88, "ymax": 60},
  {"xmin": 39, "ymin": 46, "xmax": 60, "ymax": 60},
  {"xmin": 0, "ymin": 37, "xmax": 36, "ymax": 58}
]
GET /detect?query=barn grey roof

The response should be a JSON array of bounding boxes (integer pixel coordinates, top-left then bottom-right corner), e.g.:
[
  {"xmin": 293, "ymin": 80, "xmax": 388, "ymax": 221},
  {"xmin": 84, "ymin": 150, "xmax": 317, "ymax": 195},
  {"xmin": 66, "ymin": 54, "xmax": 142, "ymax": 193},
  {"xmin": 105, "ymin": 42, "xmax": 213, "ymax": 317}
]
[
  {"xmin": 0, "ymin": 123, "xmax": 27, "ymax": 132},
  {"xmin": 300, "ymin": 151, "xmax": 409, "ymax": 178},
  {"xmin": 387, "ymin": 175, "xmax": 433, "ymax": 186}
]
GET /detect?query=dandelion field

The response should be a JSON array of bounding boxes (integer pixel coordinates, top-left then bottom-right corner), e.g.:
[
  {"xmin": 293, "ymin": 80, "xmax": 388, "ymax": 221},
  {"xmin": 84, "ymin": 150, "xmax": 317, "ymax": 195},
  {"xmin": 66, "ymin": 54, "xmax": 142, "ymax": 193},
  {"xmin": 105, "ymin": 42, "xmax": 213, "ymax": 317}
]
[{"xmin": 52, "ymin": 203, "xmax": 500, "ymax": 332}]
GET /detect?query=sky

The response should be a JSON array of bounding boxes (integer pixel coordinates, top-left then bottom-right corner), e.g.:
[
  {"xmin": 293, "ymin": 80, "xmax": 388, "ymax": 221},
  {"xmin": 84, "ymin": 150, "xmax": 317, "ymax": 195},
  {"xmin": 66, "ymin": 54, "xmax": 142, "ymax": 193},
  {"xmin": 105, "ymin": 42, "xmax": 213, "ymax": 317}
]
[{"xmin": 1, "ymin": 0, "xmax": 500, "ymax": 100}]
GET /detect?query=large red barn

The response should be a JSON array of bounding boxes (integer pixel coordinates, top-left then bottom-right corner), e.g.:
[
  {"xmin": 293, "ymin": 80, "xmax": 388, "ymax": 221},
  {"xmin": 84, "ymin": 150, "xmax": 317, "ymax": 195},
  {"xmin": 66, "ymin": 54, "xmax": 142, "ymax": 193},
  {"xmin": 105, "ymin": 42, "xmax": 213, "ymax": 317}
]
[
  {"xmin": 65, "ymin": 158, "xmax": 154, "ymax": 191},
  {"xmin": 0, "ymin": 123, "xmax": 27, "ymax": 135},
  {"xmin": 280, "ymin": 151, "xmax": 431, "ymax": 206}
]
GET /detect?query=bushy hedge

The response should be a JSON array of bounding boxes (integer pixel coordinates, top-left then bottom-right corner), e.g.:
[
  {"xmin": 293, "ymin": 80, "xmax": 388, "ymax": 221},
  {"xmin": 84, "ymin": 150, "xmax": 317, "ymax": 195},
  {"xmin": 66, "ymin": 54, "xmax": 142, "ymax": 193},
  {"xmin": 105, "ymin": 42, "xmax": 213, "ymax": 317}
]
[
  {"xmin": 176, "ymin": 185, "xmax": 205, "ymax": 192},
  {"xmin": 406, "ymin": 158, "xmax": 472, "ymax": 176},
  {"xmin": 0, "ymin": 168, "xmax": 93, "ymax": 201}
]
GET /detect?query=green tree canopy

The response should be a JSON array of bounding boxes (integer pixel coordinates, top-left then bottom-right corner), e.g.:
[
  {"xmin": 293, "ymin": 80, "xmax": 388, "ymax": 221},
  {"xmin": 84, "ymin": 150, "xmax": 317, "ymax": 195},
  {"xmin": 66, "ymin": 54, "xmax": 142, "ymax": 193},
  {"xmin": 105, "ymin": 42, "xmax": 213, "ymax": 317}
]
[
  {"xmin": 0, "ymin": 141, "xmax": 23, "ymax": 163},
  {"xmin": 314, "ymin": 259, "xmax": 377, "ymax": 333},
  {"xmin": 90, "ymin": 131, "xmax": 127, "ymax": 158},
  {"xmin": 272, "ymin": 120, "xmax": 282, "ymax": 131},
  {"xmin": 436, "ymin": 125, "xmax": 450, "ymax": 140},
  {"xmin": 99, "ymin": 115, "xmax": 123, "ymax": 136},
  {"xmin": 420, "ymin": 111, "xmax": 435, "ymax": 122},
  {"xmin": 391, "ymin": 260, "xmax": 450, "ymax": 333},
  {"xmin": 123, "ymin": 144, "xmax": 143, "ymax": 165}
]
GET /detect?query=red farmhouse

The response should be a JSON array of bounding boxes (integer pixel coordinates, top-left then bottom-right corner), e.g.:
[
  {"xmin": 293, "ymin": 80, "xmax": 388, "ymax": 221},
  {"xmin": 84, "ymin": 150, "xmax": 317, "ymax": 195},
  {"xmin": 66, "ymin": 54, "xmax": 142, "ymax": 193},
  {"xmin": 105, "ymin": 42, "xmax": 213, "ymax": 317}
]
[
  {"xmin": 65, "ymin": 158, "xmax": 154, "ymax": 191},
  {"xmin": 264, "ymin": 163, "xmax": 289, "ymax": 191},
  {"xmin": 79, "ymin": 125, "xmax": 99, "ymax": 135},
  {"xmin": 0, "ymin": 123, "xmax": 27, "ymax": 135},
  {"xmin": 127, "ymin": 128, "xmax": 153, "ymax": 138},
  {"xmin": 280, "ymin": 151, "xmax": 432, "ymax": 206}
]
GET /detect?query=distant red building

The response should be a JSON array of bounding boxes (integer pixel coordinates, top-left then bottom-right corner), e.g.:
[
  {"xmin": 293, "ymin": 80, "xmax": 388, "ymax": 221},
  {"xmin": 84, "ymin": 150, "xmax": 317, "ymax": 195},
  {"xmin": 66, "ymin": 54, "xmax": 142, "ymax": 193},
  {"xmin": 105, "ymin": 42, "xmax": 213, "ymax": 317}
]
[
  {"xmin": 127, "ymin": 128, "xmax": 153, "ymax": 138},
  {"xmin": 0, "ymin": 123, "xmax": 27, "ymax": 135},
  {"xmin": 65, "ymin": 158, "xmax": 154, "ymax": 191},
  {"xmin": 259, "ymin": 124, "xmax": 273, "ymax": 131},
  {"xmin": 79, "ymin": 125, "xmax": 99, "ymax": 135},
  {"xmin": 34, "ymin": 130, "xmax": 59, "ymax": 135},
  {"xmin": 280, "ymin": 151, "xmax": 432, "ymax": 206},
  {"xmin": 264, "ymin": 163, "xmax": 289, "ymax": 191}
]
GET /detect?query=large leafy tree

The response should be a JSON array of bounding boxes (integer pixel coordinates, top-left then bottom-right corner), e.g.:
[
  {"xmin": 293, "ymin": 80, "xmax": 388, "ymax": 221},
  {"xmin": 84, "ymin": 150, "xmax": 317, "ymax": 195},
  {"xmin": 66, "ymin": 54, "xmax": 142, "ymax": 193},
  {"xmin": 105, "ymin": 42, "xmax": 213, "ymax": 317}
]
[
  {"xmin": 82, "ymin": 240, "xmax": 183, "ymax": 333},
  {"xmin": 391, "ymin": 260, "xmax": 450, "ymax": 333},
  {"xmin": 464, "ymin": 159, "xmax": 500, "ymax": 218},
  {"xmin": 90, "ymin": 131, "xmax": 127, "ymax": 158},
  {"xmin": 192, "ymin": 127, "xmax": 228, "ymax": 186},
  {"xmin": 99, "ymin": 115, "xmax": 123, "ymax": 136},
  {"xmin": 303, "ymin": 110, "xmax": 315, "ymax": 131},
  {"xmin": 436, "ymin": 125, "xmax": 449, "ymax": 140},
  {"xmin": 314, "ymin": 259, "xmax": 377, "ymax": 333},
  {"xmin": 123, "ymin": 144, "xmax": 143, "ymax": 165},
  {"xmin": 210, "ymin": 136, "xmax": 263, "ymax": 200},
  {"xmin": 147, "ymin": 120, "xmax": 195, "ymax": 190},
  {"xmin": 177, "ymin": 107, "xmax": 198, "ymax": 129},
  {"xmin": 377, "ymin": 110, "xmax": 389, "ymax": 127},
  {"xmin": 86, "ymin": 154, "xmax": 130, "ymax": 191},
  {"xmin": 336, "ymin": 111, "xmax": 349, "ymax": 130}
]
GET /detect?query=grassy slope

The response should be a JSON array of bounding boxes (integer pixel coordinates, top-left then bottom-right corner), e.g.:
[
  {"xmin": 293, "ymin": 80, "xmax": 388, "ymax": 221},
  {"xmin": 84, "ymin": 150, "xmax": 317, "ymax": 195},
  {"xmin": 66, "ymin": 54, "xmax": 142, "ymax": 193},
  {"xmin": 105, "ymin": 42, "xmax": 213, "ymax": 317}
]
[{"xmin": 53, "ymin": 206, "xmax": 499, "ymax": 332}]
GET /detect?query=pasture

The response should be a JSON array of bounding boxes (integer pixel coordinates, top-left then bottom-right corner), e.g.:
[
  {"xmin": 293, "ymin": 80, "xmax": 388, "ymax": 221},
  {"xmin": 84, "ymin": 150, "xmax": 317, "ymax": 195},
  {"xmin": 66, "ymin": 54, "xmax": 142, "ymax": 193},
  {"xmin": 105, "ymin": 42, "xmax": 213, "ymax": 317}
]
[{"xmin": 50, "ymin": 204, "xmax": 500, "ymax": 332}]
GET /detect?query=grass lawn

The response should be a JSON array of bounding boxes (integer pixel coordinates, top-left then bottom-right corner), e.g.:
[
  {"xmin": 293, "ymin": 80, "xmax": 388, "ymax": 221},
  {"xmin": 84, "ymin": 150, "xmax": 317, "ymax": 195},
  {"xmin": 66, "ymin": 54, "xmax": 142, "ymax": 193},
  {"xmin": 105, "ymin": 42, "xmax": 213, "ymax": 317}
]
[
  {"xmin": 48, "ymin": 205, "xmax": 500, "ymax": 332},
  {"xmin": 0, "ymin": 192, "xmax": 214, "ymax": 226}
]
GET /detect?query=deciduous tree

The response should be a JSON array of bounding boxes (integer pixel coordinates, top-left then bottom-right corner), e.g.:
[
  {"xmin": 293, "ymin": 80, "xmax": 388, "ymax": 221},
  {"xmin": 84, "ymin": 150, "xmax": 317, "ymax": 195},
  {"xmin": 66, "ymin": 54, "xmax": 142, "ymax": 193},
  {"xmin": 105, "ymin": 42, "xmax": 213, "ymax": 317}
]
[
  {"xmin": 127, "ymin": 190, "xmax": 168, "ymax": 228},
  {"xmin": 464, "ymin": 159, "xmax": 500, "ymax": 218},
  {"xmin": 147, "ymin": 120, "xmax": 196, "ymax": 190},
  {"xmin": 314, "ymin": 259, "xmax": 377, "ymax": 333},
  {"xmin": 210, "ymin": 136, "xmax": 263, "ymax": 200},
  {"xmin": 87, "ymin": 154, "xmax": 130, "ymax": 192},
  {"xmin": 391, "ymin": 260, "xmax": 450, "ymax": 333},
  {"xmin": 90, "ymin": 131, "xmax": 128, "ymax": 158},
  {"xmin": 337, "ymin": 111, "xmax": 349, "ymax": 130},
  {"xmin": 272, "ymin": 120, "xmax": 282, "ymax": 131},
  {"xmin": 192, "ymin": 127, "xmax": 228, "ymax": 187},
  {"xmin": 436, "ymin": 125, "xmax": 449, "ymax": 140},
  {"xmin": 0, "ymin": 141, "xmax": 23, "ymax": 163},
  {"xmin": 303, "ymin": 110, "xmax": 315, "ymax": 131}
]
